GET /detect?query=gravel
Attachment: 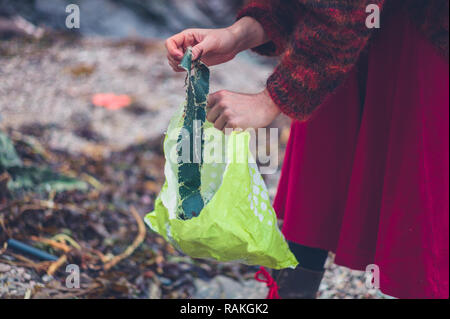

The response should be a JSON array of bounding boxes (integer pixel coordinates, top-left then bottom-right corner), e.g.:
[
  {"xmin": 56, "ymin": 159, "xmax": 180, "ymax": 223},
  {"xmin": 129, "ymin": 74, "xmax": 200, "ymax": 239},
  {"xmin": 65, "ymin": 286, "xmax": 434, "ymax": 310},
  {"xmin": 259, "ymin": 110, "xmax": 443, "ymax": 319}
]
[
  {"xmin": 0, "ymin": 36, "xmax": 272, "ymax": 157},
  {"xmin": 191, "ymin": 256, "xmax": 382, "ymax": 299},
  {"xmin": 0, "ymin": 263, "xmax": 44, "ymax": 298}
]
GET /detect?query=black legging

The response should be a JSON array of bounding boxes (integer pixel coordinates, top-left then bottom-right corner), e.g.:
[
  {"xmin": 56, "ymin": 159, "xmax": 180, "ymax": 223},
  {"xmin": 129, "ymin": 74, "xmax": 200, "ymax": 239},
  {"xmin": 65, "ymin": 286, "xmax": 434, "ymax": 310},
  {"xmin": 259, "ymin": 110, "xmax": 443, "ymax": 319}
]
[{"xmin": 288, "ymin": 241, "xmax": 328, "ymax": 271}]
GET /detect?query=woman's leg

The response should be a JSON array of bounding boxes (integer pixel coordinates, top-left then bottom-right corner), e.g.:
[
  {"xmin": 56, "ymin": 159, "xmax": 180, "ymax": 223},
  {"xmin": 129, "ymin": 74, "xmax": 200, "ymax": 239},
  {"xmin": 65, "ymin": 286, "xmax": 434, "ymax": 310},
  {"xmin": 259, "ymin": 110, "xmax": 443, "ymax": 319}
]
[
  {"xmin": 273, "ymin": 242, "xmax": 328, "ymax": 298},
  {"xmin": 288, "ymin": 241, "xmax": 328, "ymax": 271}
]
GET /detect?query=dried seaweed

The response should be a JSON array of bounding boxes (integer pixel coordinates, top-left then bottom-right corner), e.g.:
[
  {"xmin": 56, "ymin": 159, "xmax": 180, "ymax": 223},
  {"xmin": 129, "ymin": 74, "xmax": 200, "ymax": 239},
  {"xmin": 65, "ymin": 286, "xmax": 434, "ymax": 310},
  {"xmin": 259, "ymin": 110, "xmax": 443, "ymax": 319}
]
[{"xmin": 0, "ymin": 131, "xmax": 87, "ymax": 195}]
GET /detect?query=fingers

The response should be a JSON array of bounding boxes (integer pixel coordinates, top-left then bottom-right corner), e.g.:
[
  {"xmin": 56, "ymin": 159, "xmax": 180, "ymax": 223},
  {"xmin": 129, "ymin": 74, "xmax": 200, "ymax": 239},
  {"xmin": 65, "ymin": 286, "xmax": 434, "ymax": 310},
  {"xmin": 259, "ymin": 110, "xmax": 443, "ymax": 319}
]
[
  {"xmin": 191, "ymin": 36, "xmax": 215, "ymax": 61},
  {"xmin": 165, "ymin": 33, "xmax": 185, "ymax": 60},
  {"xmin": 166, "ymin": 32, "xmax": 186, "ymax": 72},
  {"xmin": 214, "ymin": 113, "xmax": 228, "ymax": 131},
  {"xmin": 206, "ymin": 103, "xmax": 221, "ymax": 124},
  {"xmin": 206, "ymin": 91, "xmax": 218, "ymax": 107},
  {"xmin": 206, "ymin": 91, "xmax": 223, "ymax": 122},
  {"xmin": 166, "ymin": 29, "xmax": 205, "ymax": 71},
  {"xmin": 167, "ymin": 53, "xmax": 185, "ymax": 72},
  {"xmin": 165, "ymin": 29, "xmax": 203, "ymax": 59},
  {"xmin": 207, "ymin": 90, "xmax": 237, "ymax": 132}
]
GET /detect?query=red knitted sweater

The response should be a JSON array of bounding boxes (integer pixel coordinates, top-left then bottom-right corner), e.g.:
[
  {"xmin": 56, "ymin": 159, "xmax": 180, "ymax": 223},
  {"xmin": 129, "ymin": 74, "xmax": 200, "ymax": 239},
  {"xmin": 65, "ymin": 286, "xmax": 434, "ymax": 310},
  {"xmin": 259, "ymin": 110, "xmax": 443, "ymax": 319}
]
[{"xmin": 237, "ymin": 0, "xmax": 449, "ymax": 121}]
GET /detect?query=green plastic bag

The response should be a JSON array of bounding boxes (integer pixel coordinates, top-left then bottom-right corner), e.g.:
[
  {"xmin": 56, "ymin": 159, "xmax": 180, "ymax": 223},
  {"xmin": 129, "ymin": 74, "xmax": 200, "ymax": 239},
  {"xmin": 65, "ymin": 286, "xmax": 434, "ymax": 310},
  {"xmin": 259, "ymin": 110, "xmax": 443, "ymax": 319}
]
[{"xmin": 145, "ymin": 49, "xmax": 298, "ymax": 269}]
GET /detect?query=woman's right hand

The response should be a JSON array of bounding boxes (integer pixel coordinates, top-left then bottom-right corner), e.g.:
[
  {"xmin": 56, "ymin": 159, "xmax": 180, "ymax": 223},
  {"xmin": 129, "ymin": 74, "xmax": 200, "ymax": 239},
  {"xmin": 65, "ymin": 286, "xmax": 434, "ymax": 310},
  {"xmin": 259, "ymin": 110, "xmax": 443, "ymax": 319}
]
[
  {"xmin": 165, "ymin": 17, "xmax": 268, "ymax": 72},
  {"xmin": 165, "ymin": 27, "xmax": 239, "ymax": 71}
]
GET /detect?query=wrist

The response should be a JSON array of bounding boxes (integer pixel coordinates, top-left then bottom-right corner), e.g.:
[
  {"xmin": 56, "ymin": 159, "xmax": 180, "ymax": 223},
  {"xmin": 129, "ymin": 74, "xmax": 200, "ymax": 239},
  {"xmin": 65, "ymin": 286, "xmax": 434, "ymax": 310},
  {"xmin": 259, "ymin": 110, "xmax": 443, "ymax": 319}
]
[
  {"xmin": 261, "ymin": 89, "xmax": 280, "ymax": 118},
  {"xmin": 227, "ymin": 17, "xmax": 268, "ymax": 54}
]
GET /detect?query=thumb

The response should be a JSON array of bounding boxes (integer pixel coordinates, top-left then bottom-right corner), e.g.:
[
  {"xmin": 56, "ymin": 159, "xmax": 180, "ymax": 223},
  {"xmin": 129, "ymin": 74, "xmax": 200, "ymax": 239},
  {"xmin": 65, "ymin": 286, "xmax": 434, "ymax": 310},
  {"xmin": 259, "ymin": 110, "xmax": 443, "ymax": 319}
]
[{"xmin": 191, "ymin": 37, "xmax": 215, "ymax": 61}]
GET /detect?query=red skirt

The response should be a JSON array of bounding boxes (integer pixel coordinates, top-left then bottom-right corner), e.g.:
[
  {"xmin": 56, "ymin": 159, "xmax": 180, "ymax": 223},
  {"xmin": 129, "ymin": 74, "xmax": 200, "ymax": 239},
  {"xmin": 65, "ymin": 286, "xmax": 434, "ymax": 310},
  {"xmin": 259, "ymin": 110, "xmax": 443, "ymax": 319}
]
[{"xmin": 273, "ymin": 13, "xmax": 449, "ymax": 298}]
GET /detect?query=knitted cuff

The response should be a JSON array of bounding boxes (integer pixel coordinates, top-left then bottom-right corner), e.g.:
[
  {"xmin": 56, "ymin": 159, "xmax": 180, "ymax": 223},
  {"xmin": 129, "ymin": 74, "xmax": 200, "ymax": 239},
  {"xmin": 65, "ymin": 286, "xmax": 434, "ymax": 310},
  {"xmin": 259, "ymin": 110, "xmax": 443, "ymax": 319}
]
[
  {"xmin": 236, "ymin": 4, "xmax": 287, "ymax": 57},
  {"xmin": 266, "ymin": 67, "xmax": 313, "ymax": 122}
]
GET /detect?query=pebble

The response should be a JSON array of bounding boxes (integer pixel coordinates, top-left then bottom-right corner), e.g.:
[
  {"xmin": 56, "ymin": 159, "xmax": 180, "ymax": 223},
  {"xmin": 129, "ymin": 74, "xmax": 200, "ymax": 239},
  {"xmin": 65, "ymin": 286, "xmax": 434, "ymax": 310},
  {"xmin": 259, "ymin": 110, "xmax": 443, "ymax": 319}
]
[
  {"xmin": 0, "ymin": 263, "xmax": 11, "ymax": 273},
  {"xmin": 41, "ymin": 274, "xmax": 53, "ymax": 283}
]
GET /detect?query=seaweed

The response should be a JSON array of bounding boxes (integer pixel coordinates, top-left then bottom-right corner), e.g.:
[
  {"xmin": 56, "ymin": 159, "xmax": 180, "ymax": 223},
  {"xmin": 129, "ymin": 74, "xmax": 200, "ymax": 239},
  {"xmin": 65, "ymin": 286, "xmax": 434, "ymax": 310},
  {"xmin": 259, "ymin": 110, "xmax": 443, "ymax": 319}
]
[{"xmin": 176, "ymin": 48, "xmax": 209, "ymax": 220}]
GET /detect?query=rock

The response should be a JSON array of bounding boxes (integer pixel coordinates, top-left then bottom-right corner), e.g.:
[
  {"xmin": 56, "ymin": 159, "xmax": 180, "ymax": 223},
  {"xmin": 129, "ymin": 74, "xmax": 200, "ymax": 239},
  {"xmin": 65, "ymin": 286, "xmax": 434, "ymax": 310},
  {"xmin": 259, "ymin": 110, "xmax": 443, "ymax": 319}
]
[
  {"xmin": 148, "ymin": 282, "xmax": 161, "ymax": 299},
  {"xmin": 0, "ymin": 263, "xmax": 11, "ymax": 273},
  {"xmin": 41, "ymin": 274, "xmax": 53, "ymax": 283},
  {"xmin": 0, "ymin": 264, "xmax": 42, "ymax": 298},
  {"xmin": 193, "ymin": 275, "xmax": 267, "ymax": 299},
  {"xmin": 1, "ymin": 0, "xmax": 244, "ymax": 38}
]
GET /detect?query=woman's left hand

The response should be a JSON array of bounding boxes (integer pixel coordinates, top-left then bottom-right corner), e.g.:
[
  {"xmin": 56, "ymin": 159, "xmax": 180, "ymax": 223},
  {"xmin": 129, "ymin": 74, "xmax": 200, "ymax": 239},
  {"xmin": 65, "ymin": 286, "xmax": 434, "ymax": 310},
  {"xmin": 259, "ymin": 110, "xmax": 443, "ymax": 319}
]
[{"xmin": 206, "ymin": 89, "xmax": 280, "ymax": 131}]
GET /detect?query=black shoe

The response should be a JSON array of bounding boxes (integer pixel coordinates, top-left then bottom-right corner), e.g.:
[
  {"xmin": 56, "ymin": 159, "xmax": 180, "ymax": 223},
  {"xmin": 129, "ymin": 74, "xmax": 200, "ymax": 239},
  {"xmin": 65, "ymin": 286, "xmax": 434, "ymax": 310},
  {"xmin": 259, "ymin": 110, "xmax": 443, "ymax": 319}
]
[{"xmin": 273, "ymin": 266, "xmax": 325, "ymax": 299}]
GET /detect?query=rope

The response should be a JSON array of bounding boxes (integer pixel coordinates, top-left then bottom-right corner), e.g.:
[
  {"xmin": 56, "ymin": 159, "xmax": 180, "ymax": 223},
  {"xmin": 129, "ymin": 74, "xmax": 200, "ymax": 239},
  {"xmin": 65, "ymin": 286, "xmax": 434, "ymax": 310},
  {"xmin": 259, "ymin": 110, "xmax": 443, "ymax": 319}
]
[{"xmin": 254, "ymin": 266, "xmax": 281, "ymax": 299}]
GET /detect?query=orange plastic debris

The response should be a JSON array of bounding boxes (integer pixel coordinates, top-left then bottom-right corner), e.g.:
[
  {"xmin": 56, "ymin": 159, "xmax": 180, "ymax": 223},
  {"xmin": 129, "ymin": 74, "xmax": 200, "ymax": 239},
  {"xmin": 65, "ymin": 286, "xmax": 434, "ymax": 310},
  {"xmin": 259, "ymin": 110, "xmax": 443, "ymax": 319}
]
[{"xmin": 92, "ymin": 93, "xmax": 132, "ymax": 110}]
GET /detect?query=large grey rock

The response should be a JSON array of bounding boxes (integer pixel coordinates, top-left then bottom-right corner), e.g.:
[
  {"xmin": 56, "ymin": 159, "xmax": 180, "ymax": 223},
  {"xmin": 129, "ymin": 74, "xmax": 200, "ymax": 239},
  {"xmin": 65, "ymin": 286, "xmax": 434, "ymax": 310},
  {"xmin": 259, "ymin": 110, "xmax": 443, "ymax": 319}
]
[
  {"xmin": 193, "ymin": 275, "xmax": 268, "ymax": 299},
  {"xmin": 0, "ymin": 0, "xmax": 244, "ymax": 38}
]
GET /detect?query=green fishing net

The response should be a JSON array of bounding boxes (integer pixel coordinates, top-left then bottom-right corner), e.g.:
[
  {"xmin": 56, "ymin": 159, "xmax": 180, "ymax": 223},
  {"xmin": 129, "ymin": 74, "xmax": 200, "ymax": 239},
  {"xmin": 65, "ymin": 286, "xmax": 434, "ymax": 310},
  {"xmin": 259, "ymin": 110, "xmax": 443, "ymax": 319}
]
[{"xmin": 145, "ymin": 49, "xmax": 298, "ymax": 269}]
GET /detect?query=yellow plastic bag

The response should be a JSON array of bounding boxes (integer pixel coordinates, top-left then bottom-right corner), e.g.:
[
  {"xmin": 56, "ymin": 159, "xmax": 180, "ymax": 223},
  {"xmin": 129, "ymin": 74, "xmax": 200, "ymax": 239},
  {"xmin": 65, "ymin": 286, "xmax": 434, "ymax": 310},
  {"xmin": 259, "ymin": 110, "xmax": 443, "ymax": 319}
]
[{"xmin": 145, "ymin": 49, "xmax": 297, "ymax": 269}]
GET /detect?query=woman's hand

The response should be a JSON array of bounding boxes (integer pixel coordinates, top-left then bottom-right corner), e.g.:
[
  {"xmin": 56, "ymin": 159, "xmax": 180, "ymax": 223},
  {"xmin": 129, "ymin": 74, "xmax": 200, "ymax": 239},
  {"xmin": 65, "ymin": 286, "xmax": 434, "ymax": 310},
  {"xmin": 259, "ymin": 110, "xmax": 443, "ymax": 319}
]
[
  {"xmin": 166, "ymin": 27, "xmax": 238, "ymax": 71},
  {"xmin": 165, "ymin": 17, "xmax": 268, "ymax": 71},
  {"xmin": 207, "ymin": 89, "xmax": 280, "ymax": 131}
]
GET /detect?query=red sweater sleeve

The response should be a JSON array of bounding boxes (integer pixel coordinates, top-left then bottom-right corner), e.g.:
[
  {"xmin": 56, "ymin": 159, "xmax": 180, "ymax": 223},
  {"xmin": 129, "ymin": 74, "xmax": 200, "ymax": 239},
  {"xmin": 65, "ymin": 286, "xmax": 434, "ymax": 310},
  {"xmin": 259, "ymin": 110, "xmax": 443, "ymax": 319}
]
[
  {"xmin": 240, "ymin": 0, "xmax": 386, "ymax": 121},
  {"xmin": 237, "ymin": 0, "xmax": 301, "ymax": 56}
]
